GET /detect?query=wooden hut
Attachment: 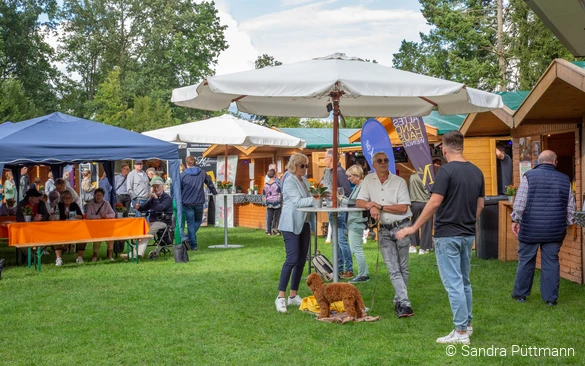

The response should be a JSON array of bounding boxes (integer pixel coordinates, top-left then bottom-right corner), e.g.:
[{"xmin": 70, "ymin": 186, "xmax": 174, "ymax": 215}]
[{"xmin": 462, "ymin": 59, "xmax": 585, "ymax": 284}]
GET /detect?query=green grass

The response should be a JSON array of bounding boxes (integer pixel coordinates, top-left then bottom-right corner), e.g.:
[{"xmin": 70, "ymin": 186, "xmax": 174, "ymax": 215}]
[{"xmin": 0, "ymin": 227, "xmax": 583, "ymax": 365}]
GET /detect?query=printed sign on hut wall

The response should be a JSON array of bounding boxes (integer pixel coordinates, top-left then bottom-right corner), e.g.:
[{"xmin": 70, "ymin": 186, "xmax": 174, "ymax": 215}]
[
  {"xmin": 391, "ymin": 116, "xmax": 435, "ymax": 191},
  {"xmin": 215, "ymin": 155, "xmax": 238, "ymax": 228}
]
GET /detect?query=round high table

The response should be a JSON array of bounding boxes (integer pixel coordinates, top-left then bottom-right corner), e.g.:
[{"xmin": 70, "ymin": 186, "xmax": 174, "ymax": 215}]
[
  {"xmin": 298, "ymin": 206, "xmax": 366, "ymax": 282},
  {"xmin": 209, "ymin": 193, "xmax": 246, "ymax": 249}
]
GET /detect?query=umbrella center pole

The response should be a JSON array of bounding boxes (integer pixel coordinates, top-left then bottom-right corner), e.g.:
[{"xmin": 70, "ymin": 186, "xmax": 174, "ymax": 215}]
[{"xmin": 330, "ymin": 92, "xmax": 342, "ymax": 208}]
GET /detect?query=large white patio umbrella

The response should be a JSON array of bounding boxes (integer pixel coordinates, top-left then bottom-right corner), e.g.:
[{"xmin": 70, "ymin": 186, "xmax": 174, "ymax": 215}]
[
  {"xmin": 142, "ymin": 114, "xmax": 306, "ymax": 249},
  {"xmin": 172, "ymin": 53, "xmax": 504, "ymax": 207}
]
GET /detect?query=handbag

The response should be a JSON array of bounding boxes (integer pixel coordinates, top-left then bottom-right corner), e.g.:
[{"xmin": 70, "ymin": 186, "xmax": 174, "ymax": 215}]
[{"xmin": 173, "ymin": 241, "xmax": 190, "ymax": 263}]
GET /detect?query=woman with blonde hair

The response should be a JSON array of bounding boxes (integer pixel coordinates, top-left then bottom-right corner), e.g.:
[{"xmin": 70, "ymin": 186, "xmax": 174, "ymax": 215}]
[
  {"xmin": 3, "ymin": 171, "xmax": 16, "ymax": 202},
  {"xmin": 274, "ymin": 153, "xmax": 319, "ymax": 313},
  {"xmin": 340, "ymin": 165, "xmax": 369, "ymax": 283}
]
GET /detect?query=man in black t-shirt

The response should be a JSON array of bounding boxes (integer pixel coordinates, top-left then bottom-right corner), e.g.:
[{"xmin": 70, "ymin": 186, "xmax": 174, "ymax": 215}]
[{"xmin": 397, "ymin": 131, "xmax": 484, "ymax": 345}]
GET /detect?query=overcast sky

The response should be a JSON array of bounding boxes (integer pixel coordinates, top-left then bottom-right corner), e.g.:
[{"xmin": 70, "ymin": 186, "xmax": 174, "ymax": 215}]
[{"xmin": 212, "ymin": 0, "xmax": 429, "ymax": 75}]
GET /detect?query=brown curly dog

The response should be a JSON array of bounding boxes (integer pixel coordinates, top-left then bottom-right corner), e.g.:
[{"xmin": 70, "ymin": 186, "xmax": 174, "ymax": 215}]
[{"xmin": 306, "ymin": 273, "xmax": 365, "ymax": 319}]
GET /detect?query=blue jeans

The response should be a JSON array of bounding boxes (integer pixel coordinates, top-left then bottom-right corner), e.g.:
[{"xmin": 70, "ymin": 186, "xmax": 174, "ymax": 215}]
[
  {"xmin": 131, "ymin": 198, "xmax": 148, "ymax": 217},
  {"xmin": 348, "ymin": 221, "xmax": 368, "ymax": 277},
  {"xmin": 513, "ymin": 241, "xmax": 561, "ymax": 302},
  {"xmin": 329, "ymin": 212, "xmax": 353, "ymax": 273},
  {"xmin": 435, "ymin": 236, "xmax": 475, "ymax": 332},
  {"xmin": 183, "ymin": 204, "xmax": 204, "ymax": 250}
]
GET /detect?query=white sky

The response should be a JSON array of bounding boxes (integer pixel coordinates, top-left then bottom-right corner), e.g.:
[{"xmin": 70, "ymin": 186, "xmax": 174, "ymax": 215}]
[{"xmin": 212, "ymin": 0, "xmax": 429, "ymax": 75}]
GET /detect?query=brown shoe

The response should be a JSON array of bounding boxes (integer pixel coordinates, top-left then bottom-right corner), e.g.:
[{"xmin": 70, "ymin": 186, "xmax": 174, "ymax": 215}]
[{"xmin": 340, "ymin": 271, "xmax": 354, "ymax": 279}]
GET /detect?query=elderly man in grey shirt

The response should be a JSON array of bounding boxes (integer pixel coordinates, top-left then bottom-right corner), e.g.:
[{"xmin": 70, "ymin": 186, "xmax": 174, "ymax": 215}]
[
  {"xmin": 127, "ymin": 160, "xmax": 150, "ymax": 217},
  {"xmin": 357, "ymin": 151, "xmax": 413, "ymax": 318}
]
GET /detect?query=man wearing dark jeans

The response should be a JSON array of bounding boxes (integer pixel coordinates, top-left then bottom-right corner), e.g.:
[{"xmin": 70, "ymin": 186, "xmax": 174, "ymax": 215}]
[{"xmin": 180, "ymin": 156, "xmax": 217, "ymax": 250}]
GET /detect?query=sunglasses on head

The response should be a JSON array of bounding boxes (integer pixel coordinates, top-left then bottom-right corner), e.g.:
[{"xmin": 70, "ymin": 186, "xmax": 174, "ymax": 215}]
[
  {"xmin": 297, "ymin": 163, "xmax": 308, "ymax": 169},
  {"xmin": 375, "ymin": 158, "xmax": 389, "ymax": 164}
]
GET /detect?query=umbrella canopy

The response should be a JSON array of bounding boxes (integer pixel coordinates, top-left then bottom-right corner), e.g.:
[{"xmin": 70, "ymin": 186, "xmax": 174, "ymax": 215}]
[
  {"xmin": 172, "ymin": 53, "xmax": 503, "ymax": 117},
  {"xmin": 172, "ymin": 53, "xmax": 504, "ymax": 206},
  {"xmin": 142, "ymin": 114, "xmax": 306, "ymax": 149}
]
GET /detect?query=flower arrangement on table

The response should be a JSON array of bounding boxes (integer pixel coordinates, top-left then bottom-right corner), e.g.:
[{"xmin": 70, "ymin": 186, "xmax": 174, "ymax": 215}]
[
  {"xmin": 22, "ymin": 204, "xmax": 33, "ymax": 216},
  {"xmin": 253, "ymin": 184, "xmax": 259, "ymax": 191},
  {"xmin": 115, "ymin": 203, "xmax": 127, "ymax": 213},
  {"xmin": 38, "ymin": 185, "xmax": 45, "ymax": 192},
  {"xmin": 223, "ymin": 181, "xmax": 233, "ymax": 190},
  {"xmin": 307, "ymin": 178, "xmax": 329, "ymax": 197},
  {"xmin": 505, "ymin": 185, "xmax": 517, "ymax": 197}
]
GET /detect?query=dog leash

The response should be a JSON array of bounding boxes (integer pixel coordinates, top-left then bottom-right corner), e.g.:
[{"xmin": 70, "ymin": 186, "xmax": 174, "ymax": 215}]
[{"xmin": 369, "ymin": 220, "xmax": 381, "ymax": 312}]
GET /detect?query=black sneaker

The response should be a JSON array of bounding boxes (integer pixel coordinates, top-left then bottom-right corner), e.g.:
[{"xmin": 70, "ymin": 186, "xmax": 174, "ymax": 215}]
[
  {"xmin": 394, "ymin": 303, "xmax": 400, "ymax": 314},
  {"xmin": 397, "ymin": 306, "xmax": 414, "ymax": 318},
  {"xmin": 511, "ymin": 294, "xmax": 526, "ymax": 302}
]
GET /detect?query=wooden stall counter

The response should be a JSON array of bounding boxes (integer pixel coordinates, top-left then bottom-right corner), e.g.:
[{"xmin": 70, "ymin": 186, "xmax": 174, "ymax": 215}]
[
  {"xmin": 234, "ymin": 194, "xmax": 267, "ymax": 230},
  {"xmin": 498, "ymin": 201, "xmax": 518, "ymax": 261}
]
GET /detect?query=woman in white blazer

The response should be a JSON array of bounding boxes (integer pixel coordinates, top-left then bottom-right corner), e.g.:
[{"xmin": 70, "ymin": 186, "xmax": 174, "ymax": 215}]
[{"xmin": 275, "ymin": 153, "xmax": 318, "ymax": 313}]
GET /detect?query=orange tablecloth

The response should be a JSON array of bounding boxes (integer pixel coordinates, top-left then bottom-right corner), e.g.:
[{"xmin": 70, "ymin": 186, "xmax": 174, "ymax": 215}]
[
  {"xmin": 0, "ymin": 216, "xmax": 16, "ymax": 239},
  {"xmin": 7, "ymin": 218, "xmax": 150, "ymax": 246}
]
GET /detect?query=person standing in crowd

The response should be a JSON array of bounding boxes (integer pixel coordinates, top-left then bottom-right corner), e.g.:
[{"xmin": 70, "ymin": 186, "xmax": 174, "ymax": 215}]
[
  {"xmin": 99, "ymin": 171, "xmax": 112, "ymax": 201},
  {"xmin": 45, "ymin": 171, "xmax": 55, "ymax": 195},
  {"xmin": 19, "ymin": 167, "xmax": 30, "ymax": 202},
  {"xmin": 146, "ymin": 167, "xmax": 157, "ymax": 181},
  {"xmin": 341, "ymin": 165, "xmax": 369, "ymax": 283},
  {"xmin": 397, "ymin": 131, "xmax": 484, "ymax": 344},
  {"xmin": 322, "ymin": 148, "xmax": 353, "ymax": 278},
  {"xmin": 63, "ymin": 170, "xmax": 72, "ymax": 187},
  {"xmin": 275, "ymin": 153, "xmax": 317, "ymax": 313},
  {"xmin": 407, "ymin": 159, "xmax": 442, "ymax": 255},
  {"xmin": 357, "ymin": 151, "xmax": 414, "ymax": 318},
  {"xmin": 496, "ymin": 142, "xmax": 513, "ymax": 195},
  {"xmin": 511, "ymin": 150, "xmax": 574, "ymax": 306},
  {"xmin": 51, "ymin": 190, "xmax": 85, "ymax": 266},
  {"xmin": 180, "ymin": 156, "xmax": 218, "ymax": 251},
  {"xmin": 54, "ymin": 178, "xmax": 83, "ymax": 208},
  {"xmin": 81, "ymin": 169, "xmax": 96, "ymax": 211},
  {"xmin": 127, "ymin": 160, "xmax": 149, "ymax": 217},
  {"xmin": 0, "ymin": 199, "xmax": 16, "ymax": 216},
  {"xmin": 264, "ymin": 169, "xmax": 282, "ymax": 236},
  {"xmin": 115, "ymin": 164, "xmax": 131, "ymax": 214},
  {"xmin": 85, "ymin": 188, "xmax": 116, "ymax": 262},
  {"xmin": 264, "ymin": 163, "xmax": 282, "ymax": 186},
  {"xmin": 121, "ymin": 176, "xmax": 173, "ymax": 259},
  {"xmin": 4, "ymin": 171, "xmax": 16, "ymax": 202}
]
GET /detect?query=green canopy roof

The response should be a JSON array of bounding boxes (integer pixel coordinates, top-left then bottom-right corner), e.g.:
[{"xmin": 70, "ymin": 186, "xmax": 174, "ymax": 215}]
[{"xmin": 279, "ymin": 128, "xmax": 360, "ymax": 149}]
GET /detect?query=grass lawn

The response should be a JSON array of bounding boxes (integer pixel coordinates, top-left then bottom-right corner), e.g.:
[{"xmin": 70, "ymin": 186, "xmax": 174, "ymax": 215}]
[{"xmin": 0, "ymin": 226, "xmax": 583, "ymax": 365}]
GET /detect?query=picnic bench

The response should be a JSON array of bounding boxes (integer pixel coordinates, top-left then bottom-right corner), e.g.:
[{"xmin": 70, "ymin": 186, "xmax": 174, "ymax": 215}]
[{"xmin": 7, "ymin": 218, "xmax": 152, "ymax": 272}]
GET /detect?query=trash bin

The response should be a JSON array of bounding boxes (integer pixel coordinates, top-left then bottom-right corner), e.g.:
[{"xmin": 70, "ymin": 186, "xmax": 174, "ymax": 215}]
[{"xmin": 476, "ymin": 195, "xmax": 508, "ymax": 259}]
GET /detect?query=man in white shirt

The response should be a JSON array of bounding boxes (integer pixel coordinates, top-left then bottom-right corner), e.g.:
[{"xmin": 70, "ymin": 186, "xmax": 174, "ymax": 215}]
[{"xmin": 357, "ymin": 151, "xmax": 413, "ymax": 318}]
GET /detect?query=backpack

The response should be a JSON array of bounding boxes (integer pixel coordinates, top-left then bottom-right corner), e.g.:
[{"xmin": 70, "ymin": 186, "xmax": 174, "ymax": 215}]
[{"xmin": 312, "ymin": 253, "xmax": 334, "ymax": 281}]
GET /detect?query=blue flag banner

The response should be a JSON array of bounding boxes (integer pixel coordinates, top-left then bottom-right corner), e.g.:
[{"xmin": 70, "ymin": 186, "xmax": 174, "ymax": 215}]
[
  {"xmin": 361, "ymin": 118, "xmax": 395, "ymax": 174},
  {"xmin": 391, "ymin": 116, "xmax": 434, "ymax": 191}
]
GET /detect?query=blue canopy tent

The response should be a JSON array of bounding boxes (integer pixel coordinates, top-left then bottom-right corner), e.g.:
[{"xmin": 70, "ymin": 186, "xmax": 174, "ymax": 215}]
[{"xmin": 0, "ymin": 112, "xmax": 183, "ymax": 243}]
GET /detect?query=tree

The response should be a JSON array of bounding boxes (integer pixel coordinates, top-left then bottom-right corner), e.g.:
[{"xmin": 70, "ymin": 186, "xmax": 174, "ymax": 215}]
[
  {"xmin": 126, "ymin": 95, "xmax": 177, "ymax": 132},
  {"xmin": 393, "ymin": 0, "xmax": 577, "ymax": 92},
  {"xmin": 58, "ymin": 0, "xmax": 228, "ymax": 122},
  {"xmin": 0, "ymin": 0, "xmax": 61, "ymax": 113},
  {"xmin": 0, "ymin": 78, "xmax": 39, "ymax": 122},
  {"xmin": 91, "ymin": 68, "xmax": 128, "ymax": 127},
  {"xmin": 255, "ymin": 54, "xmax": 282, "ymax": 69}
]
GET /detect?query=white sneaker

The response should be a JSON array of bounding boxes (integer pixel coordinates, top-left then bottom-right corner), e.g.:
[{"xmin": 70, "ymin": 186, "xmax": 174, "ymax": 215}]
[
  {"xmin": 275, "ymin": 297, "xmax": 287, "ymax": 313},
  {"xmin": 287, "ymin": 295, "xmax": 303, "ymax": 307},
  {"xmin": 409, "ymin": 246, "xmax": 418, "ymax": 254},
  {"xmin": 76, "ymin": 256, "xmax": 84, "ymax": 264},
  {"xmin": 55, "ymin": 258, "xmax": 63, "ymax": 266},
  {"xmin": 467, "ymin": 325, "xmax": 473, "ymax": 336},
  {"xmin": 436, "ymin": 330, "xmax": 470, "ymax": 344},
  {"xmin": 419, "ymin": 249, "xmax": 430, "ymax": 254}
]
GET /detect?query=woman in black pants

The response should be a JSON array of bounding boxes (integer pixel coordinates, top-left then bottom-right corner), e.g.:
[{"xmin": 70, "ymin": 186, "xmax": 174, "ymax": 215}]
[{"xmin": 274, "ymin": 153, "xmax": 319, "ymax": 313}]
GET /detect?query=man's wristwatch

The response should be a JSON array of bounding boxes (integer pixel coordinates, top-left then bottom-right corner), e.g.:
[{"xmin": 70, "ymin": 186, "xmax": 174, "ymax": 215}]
[{"xmin": 380, "ymin": 205, "xmax": 384, "ymax": 212}]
